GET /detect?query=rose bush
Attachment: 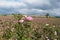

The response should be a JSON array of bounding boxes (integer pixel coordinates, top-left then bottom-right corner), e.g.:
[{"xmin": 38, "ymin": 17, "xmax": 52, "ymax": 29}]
[{"xmin": 0, "ymin": 14, "xmax": 60, "ymax": 40}]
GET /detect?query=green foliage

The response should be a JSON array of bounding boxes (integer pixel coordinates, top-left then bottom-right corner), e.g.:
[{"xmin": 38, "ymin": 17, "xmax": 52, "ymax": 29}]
[
  {"xmin": 1, "ymin": 21, "xmax": 60, "ymax": 40},
  {"xmin": 0, "ymin": 14, "xmax": 60, "ymax": 40},
  {"xmin": 45, "ymin": 13, "xmax": 50, "ymax": 18},
  {"xmin": 2, "ymin": 28, "xmax": 12, "ymax": 39},
  {"xmin": 14, "ymin": 21, "xmax": 32, "ymax": 40},
  {"xmin": 12, "ymin": 14, "xmax": 23, "ymax": 20}
]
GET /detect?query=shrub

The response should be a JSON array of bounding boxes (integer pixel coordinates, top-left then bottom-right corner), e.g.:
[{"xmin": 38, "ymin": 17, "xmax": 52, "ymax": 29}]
[
  {"xmin": 12, "ymin": 14, "xmax": 23, "ymax": 20},
  {"xmin": 1, "ymin": 15, "xmax": 60, "ymax": 40},
  {"xmin": 45, "ymin": 13, "xmax": 50, "ymax": 18}
]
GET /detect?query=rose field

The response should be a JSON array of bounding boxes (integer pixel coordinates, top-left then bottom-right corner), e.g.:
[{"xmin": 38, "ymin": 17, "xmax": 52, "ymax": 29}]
[{"xmin": 0, "ymin": 14, "xmax": 60, "ymax": 40}]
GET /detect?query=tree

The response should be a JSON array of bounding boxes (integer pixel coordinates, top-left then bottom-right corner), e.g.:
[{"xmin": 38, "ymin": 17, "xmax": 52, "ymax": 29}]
[{"xmin": 45, "ymin": 13, "xmax": 50, "ymax": 18}]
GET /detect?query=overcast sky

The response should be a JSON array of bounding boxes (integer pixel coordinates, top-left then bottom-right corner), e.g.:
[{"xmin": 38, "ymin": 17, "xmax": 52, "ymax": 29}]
[{"xmin": 0, "ymin": 0, "xmax": 60, "ymax": 16}]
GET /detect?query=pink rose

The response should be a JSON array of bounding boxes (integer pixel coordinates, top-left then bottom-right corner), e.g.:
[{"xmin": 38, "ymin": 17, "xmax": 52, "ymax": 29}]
[
  {"xmin": 26, "ymin": 16, "xmax": 33, "ymax": 21},
  {"xmin": 19, "ymin": 19, "xmax": 24, "ymax": 23}
]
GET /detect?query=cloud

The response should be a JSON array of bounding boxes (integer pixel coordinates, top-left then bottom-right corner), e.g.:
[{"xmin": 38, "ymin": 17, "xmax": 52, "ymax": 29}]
[
  {"xmin": 0, "ymin": 0, "xmax": 17, "ymax": 1},
  {"xmin": 0, "ymin": 0, "xmax": 60, "ymax": 16},
  {"xmin": 0, "ymin": 1, "xmax": 27, "ymax": 8},
  {"xmin": 17, "ymin": 8, "xmax": 47, "ymax": 16},
  {"xmin": 49, "ymin": 8, "xmax": 60, "ymax": 16},
  {"xmin": 20, "ymin": 0, "xmax": 51, "ymax": 5},
  {"xmin": 20, "ymin": 0, "xmax": 51, "ymax": 9}
]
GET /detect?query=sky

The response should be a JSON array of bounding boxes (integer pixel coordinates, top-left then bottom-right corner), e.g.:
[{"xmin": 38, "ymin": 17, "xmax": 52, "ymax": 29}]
[{"xmin": 0, "ymin": 0, "xmax": 60, "ymax": 16}]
